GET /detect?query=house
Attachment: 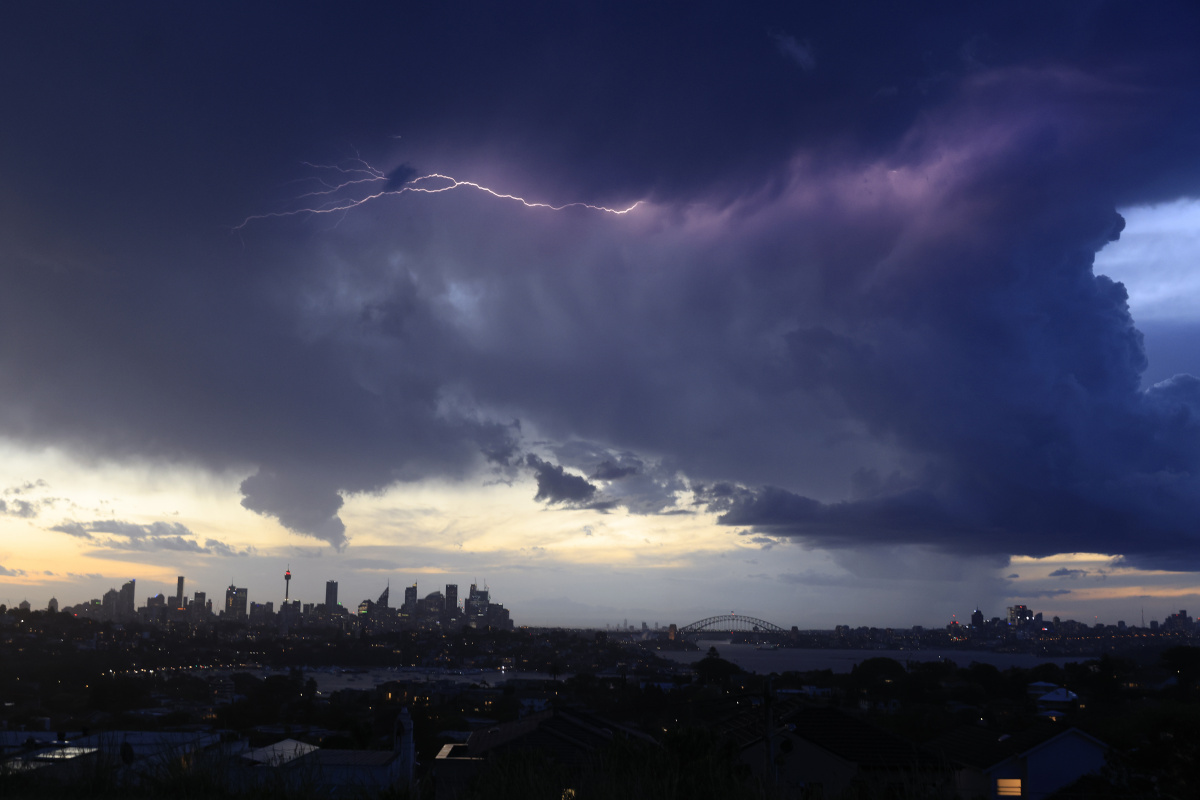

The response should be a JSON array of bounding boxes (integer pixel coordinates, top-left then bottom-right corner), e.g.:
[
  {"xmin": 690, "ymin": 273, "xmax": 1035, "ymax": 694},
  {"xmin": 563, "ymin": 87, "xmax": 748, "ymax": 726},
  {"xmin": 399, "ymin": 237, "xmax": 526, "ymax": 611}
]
[
  {"xmin": 236, "ymin": 708, "xmax": 415, "ymax": 795},
  {"xmin": 928, "ymin": 723, "xmax": 1107, "ymax": 799},
  {"xmin": 737, "ymin": 706, "xmax": 950, "ymax": 799},
  {"xmin": 241, "ymin": 737, "xmax": 318, "ymax": 767},
  {"xmin": 432, "ymin": 707, "xmax": 654, "ymax": 800},
  {"xmin": 1035, "ymin": 688, "xmax": 1079, "ymax": 713},
  {"xmin": 0, "ymin": 730, "xmax": 222, "ymax": 786},
  {"xmin": 1025, "ymin": 681, "xmax": 1059, "ymax": 700}
]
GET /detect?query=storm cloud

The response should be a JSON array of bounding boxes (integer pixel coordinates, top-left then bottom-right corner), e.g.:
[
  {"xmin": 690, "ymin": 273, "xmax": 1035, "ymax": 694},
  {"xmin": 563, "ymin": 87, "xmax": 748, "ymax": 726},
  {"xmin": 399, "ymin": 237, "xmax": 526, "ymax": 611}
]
[
  {"xmin": 525, "ymin": 455, "xmax": 598, "ymax": 506},
  {"xmin": 2, "ymin": 4, "xmax": 1200, "ymax": 572}
]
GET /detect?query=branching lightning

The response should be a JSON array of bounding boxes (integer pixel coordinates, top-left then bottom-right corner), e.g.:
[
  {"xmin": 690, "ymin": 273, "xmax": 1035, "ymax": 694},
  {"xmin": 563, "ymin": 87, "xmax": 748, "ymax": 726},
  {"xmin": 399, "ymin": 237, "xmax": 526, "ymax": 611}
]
[{"xmin": 236, "ymin": 159, "xmax": 641, "ymax": 230}]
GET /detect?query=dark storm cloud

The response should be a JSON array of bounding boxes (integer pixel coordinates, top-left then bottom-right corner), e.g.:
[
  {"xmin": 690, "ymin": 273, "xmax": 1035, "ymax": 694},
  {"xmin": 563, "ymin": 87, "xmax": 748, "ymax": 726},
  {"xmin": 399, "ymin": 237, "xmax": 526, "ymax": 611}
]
[
  {"xmin": 590, "ymin": 460, "xmax": 639, "ymax": 481},
  {"xmin": 384, "ymin": 165, "xmax": 418, "ymax": 192},
  {"xmin": 2, "ymin": 3, "xmax": 1200, "ymax": 568},
  {"xmin": 553, "ymin": 442, "xmax": 684, "ymax": 513},
  {"xmin": 1049, "ymin": 568, "xmax": 1088, "ymax": 579},
  {"xmin": 525, "ymin": 455, "xmax": 597, "ymax": 506},
  {"xmin": 240, "ymin": 470, "xmax": 348, "ymax": 551},
  {"xmin": 777, "ymin": 571, "xmax": 862, "ymax": 589}
]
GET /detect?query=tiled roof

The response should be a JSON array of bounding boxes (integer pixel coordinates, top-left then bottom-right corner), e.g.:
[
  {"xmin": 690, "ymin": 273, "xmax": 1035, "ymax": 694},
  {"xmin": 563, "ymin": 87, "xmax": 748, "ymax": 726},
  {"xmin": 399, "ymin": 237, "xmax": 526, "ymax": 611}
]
[
  {"xmin": 244, "ymin": 738, "xmax": 318, "ymax": 766},
  {"xmin": 465, "ymin": 708, "xmax": 651, "ymax": 767},
  {"xmin": 927, "ymin": 723, "xmax": 1091, "ymax": 770},
  {"xmin": 782, "ymin": 707, "xmax": 942, "ymax": 771},
  {"xmin": 302, "ymin": 749, "xmax": 398, "ymax": 767}
]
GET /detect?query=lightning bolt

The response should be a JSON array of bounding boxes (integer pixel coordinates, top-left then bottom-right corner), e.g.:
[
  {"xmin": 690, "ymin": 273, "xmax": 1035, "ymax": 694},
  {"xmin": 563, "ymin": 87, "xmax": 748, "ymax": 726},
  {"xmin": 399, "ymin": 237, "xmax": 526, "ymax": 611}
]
[{"xmin": 235, "ymin": 159, "xmax": 642, "ymax": 230}]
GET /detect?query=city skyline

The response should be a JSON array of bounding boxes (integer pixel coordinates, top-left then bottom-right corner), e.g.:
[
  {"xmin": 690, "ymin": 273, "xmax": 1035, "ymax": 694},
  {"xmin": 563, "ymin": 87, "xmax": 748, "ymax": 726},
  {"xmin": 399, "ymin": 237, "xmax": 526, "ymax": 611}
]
[
  {"xmin": 4, "ymin": 565, "xmax": 1191, "ymax": 634},
  {"xmin": 4, "ymin": 6, "xmax": 1200, "ymax": 629}
]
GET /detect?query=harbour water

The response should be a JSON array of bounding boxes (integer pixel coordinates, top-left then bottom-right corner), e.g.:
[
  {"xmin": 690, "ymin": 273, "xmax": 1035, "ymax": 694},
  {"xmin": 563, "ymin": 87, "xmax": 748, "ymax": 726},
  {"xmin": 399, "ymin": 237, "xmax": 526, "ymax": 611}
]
[
  {"xmin": 187, "ymin": 666, "xmax": 558, "ymax": 693},
  {"xmin": 185, "ymin": 642, "xmax": 1082, "ymax": 693}
]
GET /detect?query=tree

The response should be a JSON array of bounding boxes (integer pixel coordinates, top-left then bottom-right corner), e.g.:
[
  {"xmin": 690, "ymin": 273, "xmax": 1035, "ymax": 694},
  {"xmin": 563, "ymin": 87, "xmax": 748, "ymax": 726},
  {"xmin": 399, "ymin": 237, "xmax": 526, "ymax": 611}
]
[
  {"xmin": 694, "ymin": 653, "xmax": 742, "ymax": 687},
  {"xmin": 1163, "ymin": 646, "xmax": 1200, "ymax": 699}
]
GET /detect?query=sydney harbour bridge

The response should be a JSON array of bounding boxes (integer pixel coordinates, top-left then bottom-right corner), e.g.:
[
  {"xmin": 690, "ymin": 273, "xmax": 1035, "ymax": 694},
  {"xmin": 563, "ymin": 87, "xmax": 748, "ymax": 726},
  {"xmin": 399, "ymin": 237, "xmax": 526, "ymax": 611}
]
[{"xmin": 676, "ymin": 613, "xmax": 790, "ymax": 636}]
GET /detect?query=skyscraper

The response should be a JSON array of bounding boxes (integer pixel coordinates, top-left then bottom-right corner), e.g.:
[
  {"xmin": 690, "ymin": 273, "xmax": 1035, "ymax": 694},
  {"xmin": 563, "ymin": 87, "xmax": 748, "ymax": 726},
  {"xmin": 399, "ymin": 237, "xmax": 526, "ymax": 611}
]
[
  {"xmin": 465, "ymin": 583, "xmax": 489, "ymax": 619},
  {"xmin": 403, "ymin": 583, "xmax": 418, "ymax": 614},
  {"xmin": 378, "ymin": 582, "xmax": 390, "ymax": 608},
  {"xmin": 118, "ymin": 580, "xmax": 136, "ymax": 621},
  {"xmin": 445, "ymin": 584, "xmax": 458, "ymax": 613},
  {"xmin": 1007, "ymin": 605, "xmax": 1033, "ymax": 626},
  {"xmin": 103, "ymin": 588, "xmax": 119, "ymax": 621},
  {"xmin": 176, "ymin": 576, "xmax": 185, "ymax": 610},
  {"xmin": 226, "ymin": 585, "xmax": 248, "ymax": 620},
  {"xmin": 424, "ymin": 591, "xmax": 444, "ymax": 614},
  {"xmin": 326, "ymin": 580, "xmax": 338, "ymax": 609}
]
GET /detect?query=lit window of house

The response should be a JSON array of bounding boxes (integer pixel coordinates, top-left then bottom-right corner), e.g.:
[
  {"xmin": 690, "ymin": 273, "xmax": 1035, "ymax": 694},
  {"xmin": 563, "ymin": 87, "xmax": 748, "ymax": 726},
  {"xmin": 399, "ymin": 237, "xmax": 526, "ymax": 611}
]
[{"xmin": 996, "ymin": 777, "xmax": 1022, "ymax": 796}]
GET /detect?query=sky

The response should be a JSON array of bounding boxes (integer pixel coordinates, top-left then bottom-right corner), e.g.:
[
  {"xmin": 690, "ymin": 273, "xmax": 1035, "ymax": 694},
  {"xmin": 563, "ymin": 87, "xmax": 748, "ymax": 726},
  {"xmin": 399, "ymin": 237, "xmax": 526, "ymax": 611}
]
[{"xmin": 3, "ymin": 3, "xmax": 1200, "ymax": 629}]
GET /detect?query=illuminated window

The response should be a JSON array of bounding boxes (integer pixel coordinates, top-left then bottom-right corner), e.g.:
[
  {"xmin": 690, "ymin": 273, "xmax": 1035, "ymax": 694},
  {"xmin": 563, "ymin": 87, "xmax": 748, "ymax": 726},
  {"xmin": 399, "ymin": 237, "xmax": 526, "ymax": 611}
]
[{"xmin": 996, "ymin": 778, "xmax": 1022, "ymax": 796}]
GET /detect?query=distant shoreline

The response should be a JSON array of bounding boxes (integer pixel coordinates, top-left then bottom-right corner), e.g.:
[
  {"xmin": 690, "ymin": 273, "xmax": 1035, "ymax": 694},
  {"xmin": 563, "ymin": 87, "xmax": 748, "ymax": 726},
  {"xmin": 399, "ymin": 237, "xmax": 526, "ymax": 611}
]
[{"xmin": 657, "ymin": 640, "xmax": 1084, "ymax": 674}]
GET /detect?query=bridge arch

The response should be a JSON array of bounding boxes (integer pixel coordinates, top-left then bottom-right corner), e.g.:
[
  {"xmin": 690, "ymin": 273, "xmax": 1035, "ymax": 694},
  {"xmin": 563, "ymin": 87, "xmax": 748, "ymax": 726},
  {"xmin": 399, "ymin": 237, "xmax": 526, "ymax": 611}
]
[{"xmin": 678, "ymin": 613, "xmax": 787, "ymax": 635}]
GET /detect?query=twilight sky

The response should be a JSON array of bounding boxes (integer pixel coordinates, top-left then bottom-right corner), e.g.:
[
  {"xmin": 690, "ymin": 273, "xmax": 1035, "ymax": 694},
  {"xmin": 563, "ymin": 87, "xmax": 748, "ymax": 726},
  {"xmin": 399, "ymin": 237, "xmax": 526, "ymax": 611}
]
[{"xmin": 3, "ymin": 3, "xmax": 1200, "ymax": 628}]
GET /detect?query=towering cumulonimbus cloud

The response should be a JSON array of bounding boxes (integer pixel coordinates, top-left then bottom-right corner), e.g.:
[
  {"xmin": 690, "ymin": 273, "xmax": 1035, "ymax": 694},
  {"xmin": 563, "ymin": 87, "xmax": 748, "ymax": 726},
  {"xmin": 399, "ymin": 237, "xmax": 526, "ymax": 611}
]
[{"xmin": 1, "ymin": 4, "xmax": 1199, "ymax": 565}]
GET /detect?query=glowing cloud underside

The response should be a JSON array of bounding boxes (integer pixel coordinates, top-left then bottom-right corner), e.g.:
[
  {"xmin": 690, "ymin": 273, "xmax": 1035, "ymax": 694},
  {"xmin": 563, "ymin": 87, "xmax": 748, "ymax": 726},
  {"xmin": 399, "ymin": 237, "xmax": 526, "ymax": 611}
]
[{"xmin": 235, "ymin": 160, "xmax": 642, "ymax": 229}]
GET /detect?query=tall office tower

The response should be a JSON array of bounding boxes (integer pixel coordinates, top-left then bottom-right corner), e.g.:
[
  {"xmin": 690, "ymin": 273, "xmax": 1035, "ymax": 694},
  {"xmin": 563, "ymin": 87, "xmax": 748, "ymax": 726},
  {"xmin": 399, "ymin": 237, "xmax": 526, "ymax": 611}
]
[
  {"xmin": 971, "ymin": 607, "xmax": 985, "ymax": 628},
  {"xmin": 193, "ymin": 591, "xmax": 206, "ymax": 617},
  {"xmin": 48, "ymin": 597, "xmax": 59, "ymax": 613},
  {"xmin": 103, "ymin": 588, "xmax": 120, "ymax": 620},
  {"xmin": 226, "ymin": 585, "xmax": 249, "ymax": 619},
  {"xmin": 326, "ymin": 580, "xmax": 338, "ymax": 609},
  {"xmin": 176, "ymin": 576, "xmax": 185, "ymax": 609},
  {"xmin": 465, "ymin": 583, "xmax": 477, "ymax": 616},
  {"xmin": 423, "ymin": 591, "xmax": 445, "ymax": 614},
  {"xmin": 466, "ymin": 584, "xmax": 489, "ymax": 618},
  {"xmin": 445, "ymin": 584, "xmax": 458, "ymax": 613},
  {"xmin": 118, "ymin": 580, "xmax": 136, "ymax": 621},
  {"xmin": 1007, "ymin": 605, "xmax": 1033, "ymax": 626},
  {"xmin": 378, "ymin": 582, "xmax": 390, "ymax": 608},
  {"xmin": 404, "ymin": 583, "xmax": 418, "ymax": 613}
]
